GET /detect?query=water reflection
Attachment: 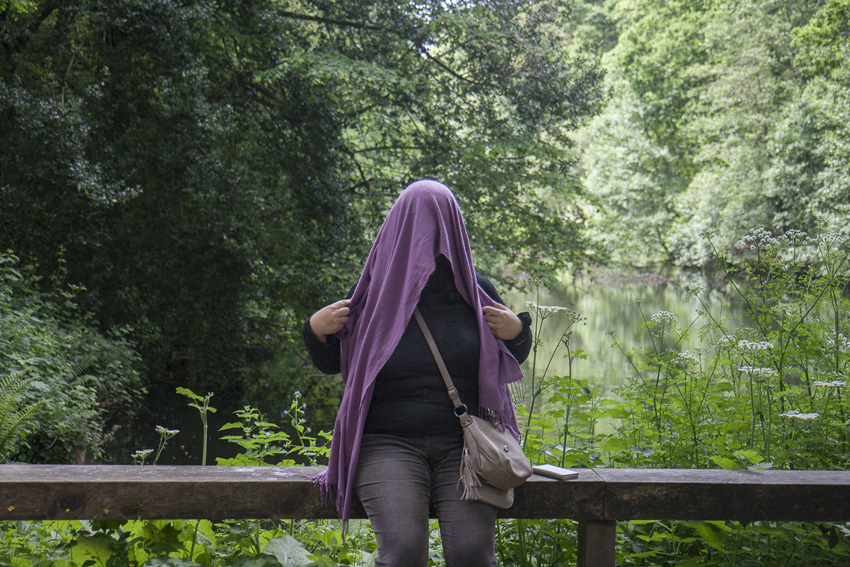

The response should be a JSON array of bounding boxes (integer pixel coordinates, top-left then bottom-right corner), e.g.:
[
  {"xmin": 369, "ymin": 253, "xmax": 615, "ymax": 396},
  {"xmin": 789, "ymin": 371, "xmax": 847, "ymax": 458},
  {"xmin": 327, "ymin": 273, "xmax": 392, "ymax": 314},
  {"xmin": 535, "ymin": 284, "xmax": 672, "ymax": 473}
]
[{"xmin": 506, "ymin": 277, "xmax": 732, "ymax": 399}]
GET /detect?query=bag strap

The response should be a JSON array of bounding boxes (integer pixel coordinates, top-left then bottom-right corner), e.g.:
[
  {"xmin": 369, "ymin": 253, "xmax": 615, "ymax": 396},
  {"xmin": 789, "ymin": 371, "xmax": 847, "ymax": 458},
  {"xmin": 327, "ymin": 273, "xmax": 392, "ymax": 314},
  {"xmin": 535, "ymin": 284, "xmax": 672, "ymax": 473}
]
[{"xmin": 412, "ymin": 307, "xmax": 467, "ymax": 414}]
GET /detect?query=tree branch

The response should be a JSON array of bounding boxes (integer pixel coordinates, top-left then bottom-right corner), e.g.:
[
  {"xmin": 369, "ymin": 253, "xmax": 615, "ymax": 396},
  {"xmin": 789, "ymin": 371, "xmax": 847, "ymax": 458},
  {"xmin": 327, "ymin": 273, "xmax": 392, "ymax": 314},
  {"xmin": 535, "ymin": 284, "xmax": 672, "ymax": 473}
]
[
  {"xmin": 422, "ymin": 51, "xmax": 486, "ymax": 86},
  {"xmin": 353, "ymin": 145, "xmax": 423, "ymax": 153},
  {"xmin": 279, "ymin": 11, "xmax": 383, "ymax": 31}
]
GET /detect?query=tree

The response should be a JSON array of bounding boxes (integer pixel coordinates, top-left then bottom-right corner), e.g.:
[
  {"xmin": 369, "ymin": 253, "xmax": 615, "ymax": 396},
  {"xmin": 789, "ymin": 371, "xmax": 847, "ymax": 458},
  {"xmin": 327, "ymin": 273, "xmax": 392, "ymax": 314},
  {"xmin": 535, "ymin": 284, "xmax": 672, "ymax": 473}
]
[
  {"xmin": 769, "ymin": 0, "xmax": 850, "ymax": 240},
  {"xmin": 578, "ymin": 0, "xmax": 709, "ymax": 266},
  {"xmin": 1, "ymin": 1, "xmax": 603, "ymax": 406},
  {"xmin": 0, "ymin": 253, "xmax": 144, "ymax": 463},
  {"xmin": 581, "ymin": 88, "xmax": 680, "ymax": 266},
  {"xmin": 578, "ymin": 0, "xmax": 833, "ymax": 268}
]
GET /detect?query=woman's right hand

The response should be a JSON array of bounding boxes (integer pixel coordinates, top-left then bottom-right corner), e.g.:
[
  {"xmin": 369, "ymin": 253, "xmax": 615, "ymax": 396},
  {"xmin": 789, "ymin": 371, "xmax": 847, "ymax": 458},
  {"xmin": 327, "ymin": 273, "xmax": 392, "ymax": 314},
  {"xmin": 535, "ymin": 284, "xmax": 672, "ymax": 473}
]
[{"xmin": 308, "ymin": 299, "xmax": 351, "ymax": 343}]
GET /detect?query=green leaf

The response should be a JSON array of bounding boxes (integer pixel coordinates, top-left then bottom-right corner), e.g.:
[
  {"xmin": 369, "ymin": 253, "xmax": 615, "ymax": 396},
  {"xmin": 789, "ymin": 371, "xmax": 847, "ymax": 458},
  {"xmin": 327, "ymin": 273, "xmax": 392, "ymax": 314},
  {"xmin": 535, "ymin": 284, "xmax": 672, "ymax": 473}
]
[
  {"xmin": 709, "ymin": 456, "xmax": 741, "ymax": 470},
  {"xmin": 734, "ymin": 450, "xmax": 765, "ymax": 465},
  {"xmin": 692, "ymin": 521, "xmax": 726, "ymax": 552},
  {"xmin": 70, "ymin": 534, "xmax": 114, "ymax": 565},
  {"xmin": 264, "ymin": 535, "xmax": 312, "ymax": 567},
  {"xmin": 602, "ymin": 437, "xmax": 629, "ymax": 452},
  {"xmin": 176, "ymin": 387, "xmax": 203, "ymax": 402}
]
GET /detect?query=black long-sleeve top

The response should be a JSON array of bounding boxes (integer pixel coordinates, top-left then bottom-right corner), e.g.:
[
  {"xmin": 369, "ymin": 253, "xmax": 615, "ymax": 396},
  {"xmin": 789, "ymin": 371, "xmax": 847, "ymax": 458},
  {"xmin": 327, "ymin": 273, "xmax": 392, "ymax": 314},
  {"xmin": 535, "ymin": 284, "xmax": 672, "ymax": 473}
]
[{"xmin": 303, "ymin": 256, "xmax": 532, "ymax": 436}]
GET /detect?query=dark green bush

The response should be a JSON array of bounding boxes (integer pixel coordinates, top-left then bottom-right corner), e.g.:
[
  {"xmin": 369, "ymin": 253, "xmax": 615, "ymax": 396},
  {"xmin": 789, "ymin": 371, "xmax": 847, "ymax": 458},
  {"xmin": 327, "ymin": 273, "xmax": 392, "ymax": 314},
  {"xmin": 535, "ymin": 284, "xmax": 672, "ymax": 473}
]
[{"xmin": 0, "ymin": 252, "xmax": 145, "ymax": 463}]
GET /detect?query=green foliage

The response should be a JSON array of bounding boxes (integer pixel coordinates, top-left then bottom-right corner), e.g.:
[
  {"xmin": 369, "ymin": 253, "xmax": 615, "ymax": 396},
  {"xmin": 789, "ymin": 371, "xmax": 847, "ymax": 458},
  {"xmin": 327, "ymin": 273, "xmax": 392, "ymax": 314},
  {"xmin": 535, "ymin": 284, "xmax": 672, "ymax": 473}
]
[
  {"xmin": 497, "ymin": 518, "xmax": 578, "ymax": 567},
  {"xmin": 578, "ymin": 0, "xmax": 850, "ymax": 268},
  {"xmin": 590, "ymin": 229, "xmax": 850, "ymax": 471},
  {"xmin": 0, "ymin": 252, "xmax": 144, "ymax": 463},
  {"xmin": 0, "ymin": 393, "xmax": 369, "ymax": 566},
  {"xmin": 0, "ymin": 517, "xmax": 380, "ymax": 567},
  {"xmin": 581, "ymin": 87, "xmax": 681, "ymax": 266},
  {"xmin": 793, "ymin": 0, "xmax": 850, "ymax": 80},
  {"xmin": 518, "ymin": 227, "xmax": 850, "ymax": 565},
  {"xmin": 216, "ymin": 393, "xmax": 331, "ymax": 467},
  {"xmin": 0, "ymin": 370, "xmax": 45, "ymax": 462},
  {"xmin": 604, "ymin": 0, "xmax": 710, "ymax": 150},
  {"xmin": 0, "ymin": 0, "xmax": 604, "ymax": 404}
]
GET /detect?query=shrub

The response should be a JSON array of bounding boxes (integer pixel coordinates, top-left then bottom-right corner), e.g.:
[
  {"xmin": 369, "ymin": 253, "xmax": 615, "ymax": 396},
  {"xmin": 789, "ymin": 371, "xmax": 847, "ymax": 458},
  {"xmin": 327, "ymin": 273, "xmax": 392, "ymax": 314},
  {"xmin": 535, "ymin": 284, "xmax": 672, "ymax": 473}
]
[{"xmin": 0, "ymin": 252, "xmax": 145, "ymax": 463}]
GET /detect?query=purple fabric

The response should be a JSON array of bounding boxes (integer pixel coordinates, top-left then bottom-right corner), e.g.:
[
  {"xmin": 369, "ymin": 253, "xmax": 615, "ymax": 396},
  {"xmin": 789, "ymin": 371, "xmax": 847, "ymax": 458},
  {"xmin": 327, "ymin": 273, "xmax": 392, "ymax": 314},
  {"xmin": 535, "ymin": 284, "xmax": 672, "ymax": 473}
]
[{"xmin": 315, "ymin": 179, "xmax": 525, "ymax": 523}]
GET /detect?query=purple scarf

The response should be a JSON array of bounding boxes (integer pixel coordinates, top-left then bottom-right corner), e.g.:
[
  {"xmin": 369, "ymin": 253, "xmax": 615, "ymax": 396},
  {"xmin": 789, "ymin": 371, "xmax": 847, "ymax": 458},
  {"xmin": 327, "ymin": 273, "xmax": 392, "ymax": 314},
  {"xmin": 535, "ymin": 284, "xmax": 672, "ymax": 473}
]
[{"xmin": 315, "ymin": 179, "xmax": 525, "ymax": 522}]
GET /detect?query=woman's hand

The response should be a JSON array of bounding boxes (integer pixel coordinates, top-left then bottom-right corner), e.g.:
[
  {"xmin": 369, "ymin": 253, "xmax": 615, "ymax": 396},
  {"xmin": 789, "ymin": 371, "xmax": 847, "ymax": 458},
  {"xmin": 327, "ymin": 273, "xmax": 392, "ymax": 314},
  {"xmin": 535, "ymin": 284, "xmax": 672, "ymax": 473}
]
[
  {"xmin": 308, "ymin": 299, "xmax": 351, "ymax": 343},
  {"xmin": 483, "ymin": 304, "xmax": 523, "ymax": 341}
]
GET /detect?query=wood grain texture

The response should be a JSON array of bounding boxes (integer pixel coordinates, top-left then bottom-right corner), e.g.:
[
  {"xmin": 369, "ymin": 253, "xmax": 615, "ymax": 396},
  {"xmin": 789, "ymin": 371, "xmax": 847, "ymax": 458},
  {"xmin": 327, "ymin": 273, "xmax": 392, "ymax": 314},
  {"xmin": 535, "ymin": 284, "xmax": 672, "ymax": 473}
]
[
  {"xmin": 2, "ymin": 465, "xmax": 848, "ymax": 522},
  {"xmin": 596, "ymin": 469, "xmax": 850, "ymax": 521},
  {"xmin": 0, "ymin": 465, "xmax": 604, "ymax": 521},
  {"xmin": 577, "ymin": 520, "xmax": 616, "ymax": 567}
]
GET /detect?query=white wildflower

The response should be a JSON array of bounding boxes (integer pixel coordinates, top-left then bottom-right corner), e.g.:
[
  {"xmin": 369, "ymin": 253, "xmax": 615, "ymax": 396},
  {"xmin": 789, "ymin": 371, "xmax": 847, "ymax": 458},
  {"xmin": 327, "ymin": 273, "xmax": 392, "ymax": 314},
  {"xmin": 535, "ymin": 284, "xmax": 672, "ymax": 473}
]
[
  {"xmin": 651, "ymin": 311, "xmax": 678, "ymax": 324},
  {"xmin": 813, "ymin": 380, "xmax": 846, "ymax": 388},
  {"xmin": 738, "ymin": 340, "xmax": 774, "ymax": 351},
  {"xmin": 777, "ymin": 229, "xmax": 811, "ymax": 246},
  {"xmin": 155, "ymin": 426, "xmax": 180, "ymax": 436},
  {"xmin": 825, "ymin": 334, "xmax": 850, "ymax": 353},
  {"xmin": 677, "ymin": 351, "xmax": 701, "ymax": 364},
  {"xmin": 817, "ymin": 232, "xmax": 847, "ymax": 247},
  {"xmin": 737, "ymin": 227, "xmax": 780, "ymax": 250},
  {"xmin": 779, "ymin": 410, "xmax": 819, "ymax": 420},
  {"xmin": 715, "ymin": 335, "xmax": 737, "ymax": 347},
  {"xmin": 132, "ymin": 449, "xmax": 154, "ymax": 458},
  {"xmin": 738, "ymin": 366, "xmax": 776, "ymax": 377},
  {"xmin": 525, "ymin": 301, "xmax": 578, "ymax": 319}
]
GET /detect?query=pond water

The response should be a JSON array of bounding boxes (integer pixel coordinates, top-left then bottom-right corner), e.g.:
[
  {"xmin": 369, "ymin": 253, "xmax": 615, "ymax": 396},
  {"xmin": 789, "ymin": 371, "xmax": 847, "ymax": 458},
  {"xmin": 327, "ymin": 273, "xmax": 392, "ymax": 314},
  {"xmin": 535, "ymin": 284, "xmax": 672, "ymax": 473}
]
[{"xmin": 505, "ymin": 274, "xmax": 733, "ymax": 399}]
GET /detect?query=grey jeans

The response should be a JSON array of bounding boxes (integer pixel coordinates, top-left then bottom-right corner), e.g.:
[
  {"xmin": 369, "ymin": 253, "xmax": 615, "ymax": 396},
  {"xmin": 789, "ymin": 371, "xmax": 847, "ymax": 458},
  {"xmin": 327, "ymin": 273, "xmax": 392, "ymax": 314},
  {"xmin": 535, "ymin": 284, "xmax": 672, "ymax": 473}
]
[{"xmin": 354, "ymin": 432, "xmax": 498, "ymax": 567}]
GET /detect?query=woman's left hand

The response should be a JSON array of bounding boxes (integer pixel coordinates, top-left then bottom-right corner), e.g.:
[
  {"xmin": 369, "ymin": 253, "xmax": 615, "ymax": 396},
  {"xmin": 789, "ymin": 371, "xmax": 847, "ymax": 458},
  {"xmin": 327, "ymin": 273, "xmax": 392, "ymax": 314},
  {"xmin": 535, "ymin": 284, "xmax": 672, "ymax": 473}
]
[{"xmin": 483, "ymin": 304, "xmax": 523, "ymax": 340}]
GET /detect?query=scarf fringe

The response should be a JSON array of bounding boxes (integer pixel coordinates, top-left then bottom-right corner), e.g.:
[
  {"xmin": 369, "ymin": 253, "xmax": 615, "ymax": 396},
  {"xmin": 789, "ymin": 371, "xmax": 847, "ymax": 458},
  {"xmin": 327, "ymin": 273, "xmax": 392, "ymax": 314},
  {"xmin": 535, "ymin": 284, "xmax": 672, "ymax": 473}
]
[
  {"xmin": 312, "ymin": 470, "xmax": 336, "ymax": 508},
  {"xmin": 312, "ymin": 471, "xmax": 352, "ymax": 537},
  {"xmin": 509, "ymin": 378, "xmax": 526, "ymax": 405}
]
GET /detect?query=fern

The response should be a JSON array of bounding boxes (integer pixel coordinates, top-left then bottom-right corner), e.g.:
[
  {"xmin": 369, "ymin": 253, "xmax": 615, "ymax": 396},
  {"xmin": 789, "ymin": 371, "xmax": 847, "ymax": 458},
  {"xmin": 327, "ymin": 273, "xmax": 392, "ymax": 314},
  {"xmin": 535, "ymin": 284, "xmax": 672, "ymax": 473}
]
[{"xmin": 0, "ymin": 370, "xmax": 46, "ymax": 462}]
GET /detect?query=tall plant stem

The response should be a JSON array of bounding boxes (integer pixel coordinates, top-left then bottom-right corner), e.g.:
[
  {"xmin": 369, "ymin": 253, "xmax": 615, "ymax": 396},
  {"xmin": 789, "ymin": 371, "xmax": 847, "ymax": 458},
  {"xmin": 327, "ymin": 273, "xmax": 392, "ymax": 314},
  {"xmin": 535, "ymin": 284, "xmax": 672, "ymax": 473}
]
[
  {"xmin": 516, "ymin": 519, "xmax": 529, "ymax": 567},
  {"xmin": 522, "ymin": 286, "xmax": 543, "ymax": 449}
]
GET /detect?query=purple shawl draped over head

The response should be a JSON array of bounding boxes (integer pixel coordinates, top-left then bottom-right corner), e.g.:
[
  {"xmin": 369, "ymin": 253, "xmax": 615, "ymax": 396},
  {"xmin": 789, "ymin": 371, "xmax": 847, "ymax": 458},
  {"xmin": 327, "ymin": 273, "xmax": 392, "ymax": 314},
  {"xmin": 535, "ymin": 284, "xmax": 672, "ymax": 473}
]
[{"xmin": 315, "ymin": 179, "xmax": 525, "ymax": 522}]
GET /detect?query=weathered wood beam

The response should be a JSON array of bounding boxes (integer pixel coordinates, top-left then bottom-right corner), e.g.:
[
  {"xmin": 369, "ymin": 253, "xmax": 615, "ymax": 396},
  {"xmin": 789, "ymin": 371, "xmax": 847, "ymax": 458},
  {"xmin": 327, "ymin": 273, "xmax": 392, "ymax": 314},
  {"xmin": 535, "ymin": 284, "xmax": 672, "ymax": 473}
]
[
  {"xmin": 596, "ymin": 469, "xmax": 850, "ymax": 522},
  {"xmin": 2, "ymin": 465, "xmax": 848, "ymax": 524},
  {"xmin": 0, "ymin": 465, "xmax": 605, "ymax": 521},
  {"xmin": 577, "ymin": 520, "xmax": 616, "ymax": 567},
  {"xmin": 3, "ymin": 465, "xmax": 849, "ymax": 567}
]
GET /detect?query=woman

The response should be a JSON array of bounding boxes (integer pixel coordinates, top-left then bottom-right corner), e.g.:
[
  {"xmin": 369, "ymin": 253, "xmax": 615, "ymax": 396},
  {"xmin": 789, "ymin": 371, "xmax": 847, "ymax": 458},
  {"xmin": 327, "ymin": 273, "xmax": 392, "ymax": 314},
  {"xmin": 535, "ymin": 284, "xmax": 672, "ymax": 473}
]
[{"xmin": 303, "ymin": 179, "xmax": 532, "ymax": 566}]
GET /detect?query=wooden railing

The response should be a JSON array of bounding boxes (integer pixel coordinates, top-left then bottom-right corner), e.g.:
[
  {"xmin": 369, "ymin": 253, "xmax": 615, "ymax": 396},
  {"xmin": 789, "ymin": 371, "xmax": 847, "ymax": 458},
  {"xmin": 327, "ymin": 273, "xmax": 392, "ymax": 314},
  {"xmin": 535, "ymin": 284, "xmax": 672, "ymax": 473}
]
[{"xmin": 2, "ymin": 465, "xmax": 849, "ymax": 567}]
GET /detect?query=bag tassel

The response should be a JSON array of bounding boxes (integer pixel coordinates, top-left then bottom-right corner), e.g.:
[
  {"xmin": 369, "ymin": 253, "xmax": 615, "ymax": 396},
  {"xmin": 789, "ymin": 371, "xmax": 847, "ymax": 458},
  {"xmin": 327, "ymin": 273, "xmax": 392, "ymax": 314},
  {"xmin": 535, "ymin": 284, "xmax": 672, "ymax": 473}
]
[{"xmin": 459, "ymin": 446, "xmax": 481, "ymax": 501}]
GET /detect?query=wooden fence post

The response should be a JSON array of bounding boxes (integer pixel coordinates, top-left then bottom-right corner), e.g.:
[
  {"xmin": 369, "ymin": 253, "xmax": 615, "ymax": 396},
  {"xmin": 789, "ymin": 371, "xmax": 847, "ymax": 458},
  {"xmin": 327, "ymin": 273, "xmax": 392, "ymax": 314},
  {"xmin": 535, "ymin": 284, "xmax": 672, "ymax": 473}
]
[{"xmin": 577, "ymin": 520, "xmax": 616, "ymax": 567}]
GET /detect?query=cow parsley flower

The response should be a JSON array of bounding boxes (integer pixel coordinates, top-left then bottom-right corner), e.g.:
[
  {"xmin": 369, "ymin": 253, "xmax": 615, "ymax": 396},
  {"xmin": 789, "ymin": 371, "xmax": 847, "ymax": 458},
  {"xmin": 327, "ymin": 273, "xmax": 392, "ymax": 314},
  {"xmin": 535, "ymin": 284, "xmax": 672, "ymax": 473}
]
[
  {"xmin": 738, "ymin": 340, "xmax": 774, "ymax": 351},
  {"xmin": 737, "ymin": 227, "xmax": 779, "ymax": 250},
  {"xmin": 525, "ymin": 301, "xmax": 572, "ymax": 317},
  {"xmin": 677, "ymin": 351, "xmax": 701, "ymax": 364},
  {"xmin": 738, "ymin": 366, "xmax": 776, "ymax": 377},
  {"xmin": 651, "ymin": 311, "xmax": 678, "ymax": 324},
  {"xmin": 825, "ymin": 334, "xmax": 850, "ymax": 353},
  {"xmin": 812, "ymin": 380, "xmax": 845, "ymax": 388},
  {"xmin": 777, "ymin": 229, "xmax": 812, "ymax": 246},
  {"xmin": 779, "ymin": 410, "xmax": 819, "ymax": 420}
]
